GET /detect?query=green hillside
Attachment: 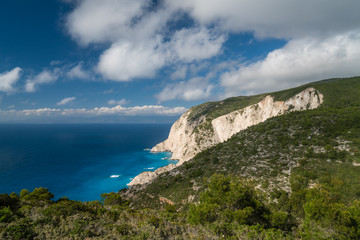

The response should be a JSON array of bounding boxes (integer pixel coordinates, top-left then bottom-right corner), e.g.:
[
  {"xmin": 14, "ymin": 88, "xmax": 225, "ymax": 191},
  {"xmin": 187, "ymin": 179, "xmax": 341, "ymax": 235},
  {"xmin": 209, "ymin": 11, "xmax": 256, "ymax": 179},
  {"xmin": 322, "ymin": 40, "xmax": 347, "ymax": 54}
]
[
  {"xmin": 1, "ymin": 77, "xmax": 360, "ymax": 239},
  {"xmin": 188, "ymin": 76, "xmax": 360, "ymax": 122}
]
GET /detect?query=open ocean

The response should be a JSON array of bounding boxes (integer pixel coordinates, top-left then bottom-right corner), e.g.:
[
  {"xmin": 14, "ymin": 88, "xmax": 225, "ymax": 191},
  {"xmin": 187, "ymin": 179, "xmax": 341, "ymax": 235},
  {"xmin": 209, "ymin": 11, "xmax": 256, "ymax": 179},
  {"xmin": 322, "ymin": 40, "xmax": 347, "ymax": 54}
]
[{"xmin": 0, "ymin": 124, "xmax": 176, "ymax": 202}]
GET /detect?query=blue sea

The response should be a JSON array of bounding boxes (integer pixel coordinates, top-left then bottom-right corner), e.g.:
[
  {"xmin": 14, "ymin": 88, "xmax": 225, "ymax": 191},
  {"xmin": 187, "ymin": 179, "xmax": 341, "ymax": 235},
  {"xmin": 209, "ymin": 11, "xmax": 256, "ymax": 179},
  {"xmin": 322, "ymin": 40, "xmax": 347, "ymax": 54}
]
[{"xmin": 0, "ymin": 124, "xmax": 176, "ymax": 202}]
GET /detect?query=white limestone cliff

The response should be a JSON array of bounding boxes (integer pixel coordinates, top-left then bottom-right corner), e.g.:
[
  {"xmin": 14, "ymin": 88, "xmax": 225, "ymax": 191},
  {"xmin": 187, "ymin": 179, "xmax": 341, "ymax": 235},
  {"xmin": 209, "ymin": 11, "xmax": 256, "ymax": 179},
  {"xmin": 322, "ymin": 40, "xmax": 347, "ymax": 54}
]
[{"xmin": 128, "ymin": 87, "xmax": 323, "ymax": 186}]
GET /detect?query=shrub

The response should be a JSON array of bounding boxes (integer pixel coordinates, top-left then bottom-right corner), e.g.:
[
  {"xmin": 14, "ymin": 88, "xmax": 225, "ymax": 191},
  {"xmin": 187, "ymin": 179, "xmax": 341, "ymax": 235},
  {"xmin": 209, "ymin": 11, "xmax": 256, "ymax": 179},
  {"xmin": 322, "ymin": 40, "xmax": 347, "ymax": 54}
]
[
  {"xmin": 0, "ymin": 206, "xmax": 13, "ymax": 223},
  {"xmin": 100, "ymin": 192, "xmax": 129, "ymax": 207},
  {"xmin": 23, "ymin": 187, "xmax": 54, "ymax": 202}
]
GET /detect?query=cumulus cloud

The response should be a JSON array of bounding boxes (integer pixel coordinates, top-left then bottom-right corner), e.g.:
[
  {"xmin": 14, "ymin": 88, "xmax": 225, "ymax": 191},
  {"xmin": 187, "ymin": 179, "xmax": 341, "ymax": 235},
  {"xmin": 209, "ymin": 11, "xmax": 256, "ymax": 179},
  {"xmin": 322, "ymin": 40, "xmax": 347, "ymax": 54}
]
[
  {"xmin": 0, "ymin": 105, "xmax": 186, "ymax": 117},
  {"xmin": 166, "ymin": 0, "xmax": 360, "ymax": 39},
  {"xmin": 170, "ymin": 28, "xmax": 225, "ymax": 62},
  {"xmin": 67, "ymin": 62, "xmax": 89, "ymax": 79},
  {"xmin": 66, "ymin": 0, "xmax": 226, "ymax": 81},
  {"xmin": 221, "ymin": 31, "xmax": 360, "ymax": 97},
  {"xmin": 0, "ymin": 67, "xmax": 22, "ymax": 93},
  {"xmin": 66, "ymin": 0, "xmax": 147, "ymax": 45},
  {"xmin": 65, "ymin": 0, "xmax": 360, "ymax": 95},
  {"xmin": 57, "ymin": 97, "xmax": 76, "ymax": 106},
  {"xmin": 21, "ymin": 108, "xmax": 61, "ymax": 116},
  {"xmin": 97, "ymin": 40, "xmax": 166, "ymax": 81},
  {"xmin": 107, "ymin": 98, "xmax": 129, "ymax": 105},
  {"xmin": 82, "ymin": 105, "xmax": 186, "ymax": 116},
  {"xmin": 157, "ymin": 76, "xmax": 213, "ymax": 102},
  {"xmin": 25, "ymin": 70, "xmax": 58, "ymax": 92}
]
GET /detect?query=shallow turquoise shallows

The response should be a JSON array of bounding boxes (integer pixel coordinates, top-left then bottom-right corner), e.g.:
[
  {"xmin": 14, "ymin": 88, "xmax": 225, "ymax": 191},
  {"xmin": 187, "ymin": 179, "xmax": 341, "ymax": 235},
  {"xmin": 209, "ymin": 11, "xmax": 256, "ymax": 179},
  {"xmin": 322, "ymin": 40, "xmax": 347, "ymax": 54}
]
[{"xmin": 0, "ymin": 124, "xmax": 176, "ymax": 201}]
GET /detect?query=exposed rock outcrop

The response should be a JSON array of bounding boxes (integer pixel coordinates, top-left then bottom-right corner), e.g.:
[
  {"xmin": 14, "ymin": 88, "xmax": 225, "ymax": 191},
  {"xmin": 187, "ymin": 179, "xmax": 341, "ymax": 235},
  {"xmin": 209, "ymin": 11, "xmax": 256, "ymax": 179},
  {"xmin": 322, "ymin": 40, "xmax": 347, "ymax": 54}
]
[
  {"xmin": 130, "ymin": 87, "xmax": 323, "ymax": 186},
  {"xmin": 127, "ymin": 163, "xmax": 176, "ymax": 186}
]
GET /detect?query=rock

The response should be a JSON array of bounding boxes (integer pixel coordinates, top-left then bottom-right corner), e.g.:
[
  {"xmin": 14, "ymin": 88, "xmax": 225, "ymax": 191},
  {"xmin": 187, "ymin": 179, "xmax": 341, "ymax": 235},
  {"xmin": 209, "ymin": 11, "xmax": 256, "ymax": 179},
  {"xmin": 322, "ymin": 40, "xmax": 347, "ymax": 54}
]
[
  {"xmin": 127, "ymin": 164, "xmax": 176, "ymax": 186},
  {"xmin": 159, "ymin": 197, "xmax": 174, "ymax": 205},
  {"xmin": 127, "ymin": 171, "xmax": 157, "ymax": 186},
  {"xmin": 132, "ymin": 87, "xmax": 323, "ymax": 186}
]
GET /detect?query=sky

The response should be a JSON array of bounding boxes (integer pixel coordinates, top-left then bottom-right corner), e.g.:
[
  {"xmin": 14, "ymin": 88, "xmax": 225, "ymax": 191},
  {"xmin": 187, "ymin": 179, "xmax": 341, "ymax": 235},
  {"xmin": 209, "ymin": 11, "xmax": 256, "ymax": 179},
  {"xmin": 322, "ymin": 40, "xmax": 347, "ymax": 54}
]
[{"xmin": 0, "ymin": 0, "xmax": 359, "ymax": 123}]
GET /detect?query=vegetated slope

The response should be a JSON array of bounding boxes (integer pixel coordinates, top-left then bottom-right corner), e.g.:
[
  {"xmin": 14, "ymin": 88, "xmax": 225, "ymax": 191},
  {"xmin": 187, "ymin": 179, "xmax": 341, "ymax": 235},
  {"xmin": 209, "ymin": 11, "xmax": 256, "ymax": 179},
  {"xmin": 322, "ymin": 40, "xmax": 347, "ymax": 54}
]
[
  {"xmin": 127, "ymin": 99, "xmax": 360, "ymax": 209},
  {"xmin": 128, "ymin": 77, "xmax": 360, "ymax": 205},
  {"xmin": 189, "ymin": 76, "xmax": 360, "ymax": 123},
  {"xmin": 1, "ymin": 77, "xmax": 360, "ymax": 239}
]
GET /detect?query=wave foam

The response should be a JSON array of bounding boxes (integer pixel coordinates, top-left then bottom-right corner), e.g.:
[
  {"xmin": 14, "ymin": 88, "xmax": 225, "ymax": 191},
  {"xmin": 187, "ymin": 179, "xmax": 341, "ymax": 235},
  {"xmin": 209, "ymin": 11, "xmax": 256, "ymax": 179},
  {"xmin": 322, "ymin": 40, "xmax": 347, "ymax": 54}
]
[{"xmin": 110, "ymin": 175, "xmax": 120, "ymax": 178}]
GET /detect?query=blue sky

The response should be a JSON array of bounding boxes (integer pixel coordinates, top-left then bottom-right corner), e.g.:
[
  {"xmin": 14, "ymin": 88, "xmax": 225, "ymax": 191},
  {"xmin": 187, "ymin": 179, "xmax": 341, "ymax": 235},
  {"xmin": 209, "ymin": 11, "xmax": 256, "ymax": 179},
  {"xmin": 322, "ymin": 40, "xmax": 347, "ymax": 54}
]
[{"xmin": 0, "ymin": 0, "xmax": 359, "ymax": 123}]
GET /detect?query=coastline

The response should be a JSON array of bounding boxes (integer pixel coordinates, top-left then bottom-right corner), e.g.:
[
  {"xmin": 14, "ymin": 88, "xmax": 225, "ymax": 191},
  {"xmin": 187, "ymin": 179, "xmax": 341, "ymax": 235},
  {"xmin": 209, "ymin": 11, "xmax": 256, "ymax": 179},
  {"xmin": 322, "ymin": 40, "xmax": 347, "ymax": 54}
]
[{"xmin": 127, "ymin": 149, "xmax": 178, "ymax": 186}]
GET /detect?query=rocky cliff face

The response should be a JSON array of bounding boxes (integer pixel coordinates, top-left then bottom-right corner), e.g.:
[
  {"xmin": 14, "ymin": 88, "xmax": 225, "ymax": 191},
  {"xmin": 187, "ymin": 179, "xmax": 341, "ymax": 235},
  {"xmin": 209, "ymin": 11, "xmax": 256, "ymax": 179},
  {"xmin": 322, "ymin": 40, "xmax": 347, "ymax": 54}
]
[
  {"xmin": 129, "ymin": 87, "xmax": 323, "ymax": 186},
  {"xmin": 152, "ymin": 87, "xmax": 323, "ymax": 164}
]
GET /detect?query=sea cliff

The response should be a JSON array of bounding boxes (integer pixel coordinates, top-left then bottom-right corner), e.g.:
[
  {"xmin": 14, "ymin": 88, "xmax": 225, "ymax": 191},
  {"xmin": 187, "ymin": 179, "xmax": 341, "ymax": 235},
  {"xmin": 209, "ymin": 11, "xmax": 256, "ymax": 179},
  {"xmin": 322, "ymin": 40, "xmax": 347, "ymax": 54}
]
[{"xmin": 128, "ymin": 87, "xmax": 323, "ymax": 186}]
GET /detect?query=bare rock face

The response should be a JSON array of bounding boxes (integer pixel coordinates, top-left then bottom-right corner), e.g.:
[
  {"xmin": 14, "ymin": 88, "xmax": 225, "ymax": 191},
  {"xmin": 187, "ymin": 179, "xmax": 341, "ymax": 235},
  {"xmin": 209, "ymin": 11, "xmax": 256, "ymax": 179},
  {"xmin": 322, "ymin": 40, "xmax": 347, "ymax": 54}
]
[
  {"xmin": 212, "ymin": 87, "xmax": 323, "ymax": 143},
  {"xmin": 130, "ymin": 87, "xmax": 323, "ymax": 186}
]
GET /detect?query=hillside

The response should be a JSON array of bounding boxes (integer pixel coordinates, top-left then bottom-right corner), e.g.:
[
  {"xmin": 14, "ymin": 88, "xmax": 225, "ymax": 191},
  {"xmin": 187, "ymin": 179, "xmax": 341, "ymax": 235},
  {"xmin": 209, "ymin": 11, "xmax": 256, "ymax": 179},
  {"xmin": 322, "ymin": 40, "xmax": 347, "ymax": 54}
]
[
  {"xmin": 124, "ymin": 76, "xmax": 360, "ymax": 237},
  {"xmin": 130, "ymin": 77, "xmax": 359, "ymax": 186},
  {"xmin": 1, "ymin": 77, "xmax": 360, "ymax": 239},
  {"xmin": 148, "ymin": 87, "xmax": 323, "ymax": 166}
]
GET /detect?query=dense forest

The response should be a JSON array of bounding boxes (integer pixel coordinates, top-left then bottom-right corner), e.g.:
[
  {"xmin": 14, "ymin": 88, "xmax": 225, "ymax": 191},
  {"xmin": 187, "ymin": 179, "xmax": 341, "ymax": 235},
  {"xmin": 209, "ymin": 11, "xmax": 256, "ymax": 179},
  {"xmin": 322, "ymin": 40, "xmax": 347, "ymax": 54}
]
[{"xmin": 1, "ymin": 77, "xmax": 360, "ymax": 239}]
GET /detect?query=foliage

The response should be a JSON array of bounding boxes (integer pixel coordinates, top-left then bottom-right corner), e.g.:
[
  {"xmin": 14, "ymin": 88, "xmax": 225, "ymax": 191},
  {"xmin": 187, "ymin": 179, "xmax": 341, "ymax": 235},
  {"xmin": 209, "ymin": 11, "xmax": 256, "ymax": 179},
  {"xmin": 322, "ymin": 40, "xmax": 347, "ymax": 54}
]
[
  {"xmin": 22, "ymin": 187, "xmax": 54, "ymax": 203},
  {"xmin": 100, "ymin": 192, "xmax": 129, "ymax": 207}
]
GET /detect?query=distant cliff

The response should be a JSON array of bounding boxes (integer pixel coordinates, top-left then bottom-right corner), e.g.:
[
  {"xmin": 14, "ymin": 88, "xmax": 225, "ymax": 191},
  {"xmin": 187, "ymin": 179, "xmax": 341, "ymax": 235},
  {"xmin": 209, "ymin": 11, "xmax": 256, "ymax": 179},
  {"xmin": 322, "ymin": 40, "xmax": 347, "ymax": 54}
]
[{"xmin": 128, "ymin": 87, "xmax": 323, "ymax": 186}]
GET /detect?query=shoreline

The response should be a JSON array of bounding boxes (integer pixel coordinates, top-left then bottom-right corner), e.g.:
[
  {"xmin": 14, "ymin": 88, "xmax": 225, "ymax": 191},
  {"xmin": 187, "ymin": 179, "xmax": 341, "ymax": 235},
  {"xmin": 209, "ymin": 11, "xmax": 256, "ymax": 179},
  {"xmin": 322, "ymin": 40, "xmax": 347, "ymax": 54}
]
[{"xmin": 127, "ymin": 149, "xmax": 178, "ymax": 186}]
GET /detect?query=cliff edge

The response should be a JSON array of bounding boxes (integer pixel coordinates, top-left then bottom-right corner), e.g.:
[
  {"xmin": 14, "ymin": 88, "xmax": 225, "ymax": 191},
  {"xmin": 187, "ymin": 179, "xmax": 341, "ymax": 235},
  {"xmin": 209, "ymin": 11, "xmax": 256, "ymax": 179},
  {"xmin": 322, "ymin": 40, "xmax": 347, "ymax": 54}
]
[{"xmin": 128, "ymin": 87, "xmax": 323, "ymax": 186}]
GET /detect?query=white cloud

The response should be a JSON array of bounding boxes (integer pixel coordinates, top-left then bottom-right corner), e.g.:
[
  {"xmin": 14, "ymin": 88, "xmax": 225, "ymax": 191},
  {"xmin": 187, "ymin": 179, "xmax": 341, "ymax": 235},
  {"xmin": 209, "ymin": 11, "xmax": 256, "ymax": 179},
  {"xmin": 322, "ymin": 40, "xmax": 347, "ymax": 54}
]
[
  {"xmin": 97, "ymin": 40, "xmax": 166, "ymax": 81},
  {"xmin": 96, "ymin": 28, "xmax": 225, "ymax": 81},
  {"xmin": 22, "ymin": 108, "xmax": 61, "ymax": 116},
  {"xmin": 157, "ymin": 76, "xmax": 213, "ymax": 102},
  {"xmin": 166, "ymin": 0, "xmax": 360, "ymax": 39},
  {"xmin": 65, "ymin": 0, "xmax": 360, "ymax": 91},
  {"xmin": 221, "ymin": 31, "xmax": 360, "ymax": 97},
  {"xmin": 0, "ymin": 105, "xmax": 186, "ymax": 117},
  {"xmin": 66, "ymin": 0, "xmax": 147, "ymax": 45},
  {"xmin": 66, "ymin": 1, "xmax": 226, "ymax": 81},
  {"xmin": 25, "ymin": 70, "xmax": 58, "ymax": 92},
  {"xmin": 67, "ymin": 62, "xmax": 89, "ymax": 79},
  {"xmin": 82, "ymin": 105, "xmax": 186, "ymax": 116},
  {"xmin": 57, "ymin": 97, "xmax": 76, "ymax": 106},
  {"xmin": 107, "ymin": 98, "xmax": 129, "ymax": 105},
  {"xmin": 170, "ymin": 28, "xmax": 225, "ymax": 62},
  {"xmin": 0, "ymin": 67, "xmax": 22, "ymax": 93}
]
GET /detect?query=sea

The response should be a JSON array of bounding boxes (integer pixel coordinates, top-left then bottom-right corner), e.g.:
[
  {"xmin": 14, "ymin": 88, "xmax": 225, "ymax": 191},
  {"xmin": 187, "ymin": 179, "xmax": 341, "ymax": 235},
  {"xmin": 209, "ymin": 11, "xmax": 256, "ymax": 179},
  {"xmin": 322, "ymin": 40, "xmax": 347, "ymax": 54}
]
[{"xmin": 0, "ymin": 124, "xmax": 176, "ymax": 202}]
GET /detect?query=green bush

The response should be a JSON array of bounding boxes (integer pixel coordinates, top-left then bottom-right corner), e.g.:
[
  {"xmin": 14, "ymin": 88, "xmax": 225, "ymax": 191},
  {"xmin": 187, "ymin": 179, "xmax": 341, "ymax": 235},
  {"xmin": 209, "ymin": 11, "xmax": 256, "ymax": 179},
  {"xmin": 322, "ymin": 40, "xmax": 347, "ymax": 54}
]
[
  {"xmin": 187, "ymin": 174, "xmax": 271, "ymax": 236},
  {"xmin": 0, "ymin": 207, "xmax": 13, "ymax": 223},
  {"xmin": 100, "ymin": 192, "xmax": 129, "ymax": 207},
  {"xmin": 23, "ymin": 187, "xmax": 54, "ymax": 202},
  {"xmin": 19, "ymin": 189, "xmax": 30, "ymax": 199}
]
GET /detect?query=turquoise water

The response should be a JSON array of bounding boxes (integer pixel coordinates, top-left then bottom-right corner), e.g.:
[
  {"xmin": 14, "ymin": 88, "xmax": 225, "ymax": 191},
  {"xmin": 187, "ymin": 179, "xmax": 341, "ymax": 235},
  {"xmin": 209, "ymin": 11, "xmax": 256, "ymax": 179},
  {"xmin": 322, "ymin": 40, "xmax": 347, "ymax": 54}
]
[{"xmin": 0, "ymin": 124, "xmax": 176, "ymax": 201}]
